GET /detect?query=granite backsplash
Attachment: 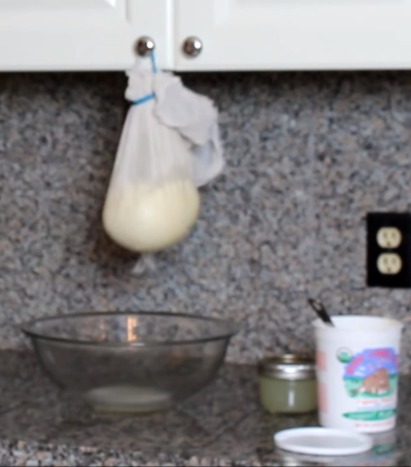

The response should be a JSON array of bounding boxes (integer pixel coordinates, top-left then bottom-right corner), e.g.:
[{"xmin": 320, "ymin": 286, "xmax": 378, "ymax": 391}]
[{"xmin": 1, "ymin": 71, "xmax": 411, "ymax": 368}]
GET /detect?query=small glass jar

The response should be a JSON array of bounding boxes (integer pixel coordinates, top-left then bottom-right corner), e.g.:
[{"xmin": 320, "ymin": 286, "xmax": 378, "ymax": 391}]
[{"xmin": 258, "ymin": 354, "xmax": 317, "ymax": 414}]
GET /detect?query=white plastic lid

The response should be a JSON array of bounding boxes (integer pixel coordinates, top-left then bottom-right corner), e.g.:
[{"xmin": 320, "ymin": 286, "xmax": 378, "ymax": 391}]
[{"xmin": 274, "ymin": 427, "xmax": 373, "ymax": 456}]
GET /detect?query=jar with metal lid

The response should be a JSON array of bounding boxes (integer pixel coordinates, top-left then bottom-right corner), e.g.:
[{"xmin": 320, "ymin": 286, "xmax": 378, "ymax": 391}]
[{"xmin": 258, "ymin": 354, "xmax": 317, "ymax": 414}]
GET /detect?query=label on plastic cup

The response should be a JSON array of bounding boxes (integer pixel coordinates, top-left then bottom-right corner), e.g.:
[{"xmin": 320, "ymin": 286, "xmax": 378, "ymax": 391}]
[{"xmin": 313, "ymin": 316, "xmax": 403, "ymax": 433}]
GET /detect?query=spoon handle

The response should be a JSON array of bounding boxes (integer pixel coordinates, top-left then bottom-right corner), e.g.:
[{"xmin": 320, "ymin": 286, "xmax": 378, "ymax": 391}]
[{"xmin": 308, "ymin": 298, "xmax": 335, "ymax": 327}]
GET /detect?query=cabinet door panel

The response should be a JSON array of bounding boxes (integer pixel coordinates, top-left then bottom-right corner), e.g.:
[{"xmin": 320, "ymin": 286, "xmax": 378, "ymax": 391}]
[
  {"xmin": 175, "ymin": 0, "xmax": 411, "ymax": 71},
  {"xmin": 0, "ymin": 0, "xmax": 172, "ymax": 71}
]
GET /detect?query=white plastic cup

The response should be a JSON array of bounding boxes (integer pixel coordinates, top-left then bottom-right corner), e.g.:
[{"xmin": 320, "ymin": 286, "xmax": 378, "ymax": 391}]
[{"xmin": 313, "ymin": 316, "xmax": 403, "ymax": 433}]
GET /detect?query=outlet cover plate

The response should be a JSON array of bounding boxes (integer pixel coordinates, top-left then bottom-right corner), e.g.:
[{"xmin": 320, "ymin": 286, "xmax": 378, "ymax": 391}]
[{"xmin": 367, "ymin": 212, "xmax": 411, "ymax": 288}]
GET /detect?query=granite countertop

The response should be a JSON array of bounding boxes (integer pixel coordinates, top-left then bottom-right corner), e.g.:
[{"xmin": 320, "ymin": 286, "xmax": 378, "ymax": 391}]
[{"xmin": 0, "ymin": 350, "xmax": 410, "ymax": 467}]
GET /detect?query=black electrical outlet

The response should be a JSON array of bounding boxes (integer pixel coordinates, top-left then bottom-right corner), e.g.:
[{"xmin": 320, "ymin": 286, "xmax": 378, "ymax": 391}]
[{"xmin": 367, "ymin": 212, "xmax": 411, "ymax": 288}]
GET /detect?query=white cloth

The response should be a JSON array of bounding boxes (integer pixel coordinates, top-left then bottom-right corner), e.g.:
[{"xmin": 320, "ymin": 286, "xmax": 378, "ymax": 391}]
[
  {"xmin": 125, "ymin": 63, "xmax": 224, "ymax": 187},
  {"xmin": 104, "ymin": 60, "xmax": 224, "ymax": 275}
]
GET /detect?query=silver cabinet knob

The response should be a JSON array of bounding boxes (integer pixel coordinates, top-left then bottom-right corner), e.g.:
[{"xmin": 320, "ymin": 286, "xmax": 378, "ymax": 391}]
[
  {"xmin": 135, "ymin": 36, "xmax": 155, "ymax": 57},
  {"xmin": 182, "ymin": 36, "xmax": 203, "ymax": 58}
]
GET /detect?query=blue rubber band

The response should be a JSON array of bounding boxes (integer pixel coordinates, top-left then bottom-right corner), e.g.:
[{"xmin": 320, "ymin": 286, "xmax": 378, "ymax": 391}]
[
  {"xmin": 131, "ymin": 53, "xmax": 157, "ymax": 106},
  {"xmin": 150, "ymin": 52, "xmax": 158, "ymax": 73},
  {"xmin": 132, "ymin": 92, "xmax": 155, "ymax": 106}
]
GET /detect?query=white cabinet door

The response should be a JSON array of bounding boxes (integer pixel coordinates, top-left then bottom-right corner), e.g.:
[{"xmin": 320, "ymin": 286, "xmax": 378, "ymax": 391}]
[
  {"xmin": 175, "ymin": 0, "xmax": 411, "ymax": 71},
  {"xmin": 0, "ymin": 0, "xmax": 172, "ymax": 71}
]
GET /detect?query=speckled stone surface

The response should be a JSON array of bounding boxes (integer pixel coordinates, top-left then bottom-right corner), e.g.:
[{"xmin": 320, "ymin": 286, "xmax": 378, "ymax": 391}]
[
  {"xmin": 0, "ymin": 350, "xmax": 410, "ymax": 466},
  {"xmin": 1, "ymin": 72, "xmax": 411, "ymax": 368}
]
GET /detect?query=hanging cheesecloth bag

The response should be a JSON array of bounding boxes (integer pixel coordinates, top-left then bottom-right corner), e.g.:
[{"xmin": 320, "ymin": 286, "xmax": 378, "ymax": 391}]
[{"xmin": 102, "ymin": 55, "xmax": 224, "ymax": 269}]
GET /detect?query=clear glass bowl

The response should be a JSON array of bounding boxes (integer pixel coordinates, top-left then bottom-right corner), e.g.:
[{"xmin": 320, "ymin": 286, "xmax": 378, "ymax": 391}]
[{"xmin": 21, "ymin": 311, "xmax": 238, "ymax": 413}]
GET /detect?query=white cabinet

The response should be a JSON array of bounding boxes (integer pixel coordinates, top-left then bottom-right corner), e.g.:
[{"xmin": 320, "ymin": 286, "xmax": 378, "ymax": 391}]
[
  {"xmin": 175, "ymin": 0, "xmax": 411, "ymax": 71},
  {"xmin": 2, "ymin": 0, "xmax": 411, "ymax": 72},
  {"xmin": 0, "ymin": 0, "xmax": 172, "ymax": 71}
]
